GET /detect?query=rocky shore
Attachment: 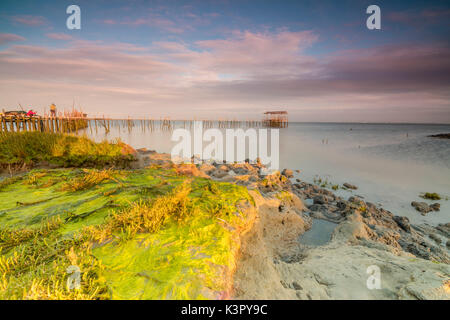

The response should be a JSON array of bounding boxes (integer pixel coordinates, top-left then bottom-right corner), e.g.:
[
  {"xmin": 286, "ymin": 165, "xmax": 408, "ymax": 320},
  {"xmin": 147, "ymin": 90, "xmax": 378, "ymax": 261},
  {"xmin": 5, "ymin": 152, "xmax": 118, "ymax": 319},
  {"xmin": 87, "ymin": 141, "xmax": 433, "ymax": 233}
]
[
  {"xmin": 134, "ymin": 149, "xmax": 450, "ymax": 299},
  {"xmin": 428, "ymin": 133, "xmax": 450, "ymax": 139}
]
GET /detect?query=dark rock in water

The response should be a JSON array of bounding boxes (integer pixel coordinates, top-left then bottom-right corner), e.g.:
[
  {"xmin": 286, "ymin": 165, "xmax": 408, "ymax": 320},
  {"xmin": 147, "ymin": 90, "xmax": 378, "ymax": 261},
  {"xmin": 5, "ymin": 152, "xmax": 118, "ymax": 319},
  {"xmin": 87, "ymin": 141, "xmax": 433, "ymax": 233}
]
[
  {"xmin": 313, "ymin": 195, "xmax": 328, "ymax": 205},
  {"xmin": 281, "ymin": 169, "xmax": 294, "ymax": 178},
  {"xmin": 427, "ymin": 133, "xmax": 450, "ymax": 139},
  {"xmin": 393, "ymin": 216, "xmax": 411, "ymax": 233},
  {"xmin": 447, "ymin": 240, "xmax": 450, "ymax": 249},
  {"xmin": 430, "ymin": 203, "xmax": 440, "ymax": 211},
  {"xmin": 411, "ymin": 201, "xmax": 432, "ymax": 214},
  {"xmin": 429, "ymin": 234, "xmax": 442, "ymax": 244},
  {"xmin": 343, "ymin": 183, "xmax": 358, "ymax": 190}
]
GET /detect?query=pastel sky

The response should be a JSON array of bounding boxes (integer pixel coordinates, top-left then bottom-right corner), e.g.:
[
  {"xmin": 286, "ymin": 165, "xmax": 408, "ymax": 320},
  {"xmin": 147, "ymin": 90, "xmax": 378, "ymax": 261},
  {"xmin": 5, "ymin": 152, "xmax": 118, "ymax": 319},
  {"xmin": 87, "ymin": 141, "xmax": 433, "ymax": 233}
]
[{"xmin": 0, "ymin": 0, "xmax": 449, "ymax": 122}]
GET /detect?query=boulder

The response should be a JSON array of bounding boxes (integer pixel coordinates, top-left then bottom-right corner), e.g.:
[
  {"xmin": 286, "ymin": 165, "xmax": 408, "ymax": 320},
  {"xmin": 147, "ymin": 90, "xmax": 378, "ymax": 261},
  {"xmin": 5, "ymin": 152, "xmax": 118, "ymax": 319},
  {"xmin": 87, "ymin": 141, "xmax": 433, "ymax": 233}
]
[
  {"xmin": 313, "ymin": 195, "xmax": 329, "ymax": 205},
  {"xmin": 198, "ymin": 163, "xmax": 216, "ymax": 174},
  {"xmin": 343, "ymin": 183, "xmax": 358, "ymax": 190},
  {"xmin": 393, "ymin": 216, "xmax": 411, "ymax": 233},
  {"xmin": 411, "ymin": 201, "xmax": 432, "ymax": 214},
  {"xmin": 281, "ymin": 169, "xmax": 294, "ymax": 178},
  {"xmin": 430, "ymin": 203, "xmax": 441, "ymax": 212},
  {"xmin": 211, "ymin": 169, "xmax": 228, "ymax": 179}
]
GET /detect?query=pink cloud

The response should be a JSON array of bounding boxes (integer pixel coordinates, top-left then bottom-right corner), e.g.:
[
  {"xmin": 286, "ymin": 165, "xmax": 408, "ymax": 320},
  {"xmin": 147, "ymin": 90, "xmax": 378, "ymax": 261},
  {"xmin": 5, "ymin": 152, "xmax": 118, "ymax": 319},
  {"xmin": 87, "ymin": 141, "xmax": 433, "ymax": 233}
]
[
  {"xmin": 46, "ymin": 33, "xmax": 73, "ymax": 41},
  {"xmin": 183, "ymin": 30, "xmax": 320, "ymax": 79},
  {"xmin": 0, "ymin": 30, "xmax": 448, "ymax": 122},
  {"xmin": 0, "ymin": 33, "xmax": 25, "ymax": 45},
  {"xmin": 12, "ymin": 15, "xmax": 48, "ymax": 26},
  {"xmin": 119, "ymin": 17, "xmax": 186, "ymax": 34},
  {"xmin": 387, "ymin": 9, "xmax": 450, "ymax": 25}
]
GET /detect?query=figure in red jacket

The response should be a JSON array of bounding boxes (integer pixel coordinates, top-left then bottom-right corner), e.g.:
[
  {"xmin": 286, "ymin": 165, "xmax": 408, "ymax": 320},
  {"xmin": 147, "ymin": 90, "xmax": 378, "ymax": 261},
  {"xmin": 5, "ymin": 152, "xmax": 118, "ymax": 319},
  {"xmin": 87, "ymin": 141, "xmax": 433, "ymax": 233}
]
[{"xmin": 27, "ymin": 110, "xmax": 36, "ymax": 117}]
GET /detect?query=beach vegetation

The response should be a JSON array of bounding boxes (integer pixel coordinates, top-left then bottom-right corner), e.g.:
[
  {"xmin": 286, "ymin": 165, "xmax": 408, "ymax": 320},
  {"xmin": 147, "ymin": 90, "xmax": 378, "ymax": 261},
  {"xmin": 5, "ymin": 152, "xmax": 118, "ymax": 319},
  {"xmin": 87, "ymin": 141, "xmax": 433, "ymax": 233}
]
[
  {"xmin": 0, "ymin": 131, "xmax": 135, "ymax": 169},
  {"xmin": 420, "ymin": 192, "xmax": 441, "ymax": 200}
]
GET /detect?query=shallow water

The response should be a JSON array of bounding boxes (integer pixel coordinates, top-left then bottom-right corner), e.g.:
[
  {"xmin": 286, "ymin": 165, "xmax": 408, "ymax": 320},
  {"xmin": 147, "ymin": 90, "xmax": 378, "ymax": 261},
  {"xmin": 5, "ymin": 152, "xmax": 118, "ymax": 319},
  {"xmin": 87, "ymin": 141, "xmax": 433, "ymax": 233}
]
[
  {"xmin": 298, "ymin": 219, "xmax": 337, "ymax": 246},
  {"xmin": 81, "ymin": 121, "xmax": 450, "ymax": 225}
]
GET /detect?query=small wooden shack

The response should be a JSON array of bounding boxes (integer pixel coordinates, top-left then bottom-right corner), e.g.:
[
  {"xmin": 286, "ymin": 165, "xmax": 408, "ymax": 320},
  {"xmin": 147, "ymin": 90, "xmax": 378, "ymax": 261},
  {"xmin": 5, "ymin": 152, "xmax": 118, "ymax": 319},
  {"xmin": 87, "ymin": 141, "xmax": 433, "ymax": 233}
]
[{"xmin": 263, "ymin": 111, "xmax": 288, "ymax": 128}]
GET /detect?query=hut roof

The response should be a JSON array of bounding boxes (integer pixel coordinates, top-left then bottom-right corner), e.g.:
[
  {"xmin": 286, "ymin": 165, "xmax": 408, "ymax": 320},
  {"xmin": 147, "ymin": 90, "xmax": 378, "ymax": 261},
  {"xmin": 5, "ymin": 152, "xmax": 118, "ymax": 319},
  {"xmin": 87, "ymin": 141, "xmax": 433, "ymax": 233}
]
[{"xmin": 264, "ymin": 111, "xmax": 288, "ymax": 115}]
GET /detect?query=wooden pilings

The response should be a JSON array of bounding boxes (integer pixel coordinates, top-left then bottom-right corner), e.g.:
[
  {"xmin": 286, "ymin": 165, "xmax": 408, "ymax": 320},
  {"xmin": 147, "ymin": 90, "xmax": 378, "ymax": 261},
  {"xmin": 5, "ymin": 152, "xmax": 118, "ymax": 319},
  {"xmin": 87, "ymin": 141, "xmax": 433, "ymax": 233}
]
[
  {"xmin": 0, "ymin": 115, "xmax": 283, "ymax": 135},
  {"xmin": 0, "ymin": 116, "xmax": 88, "ymax": 133}
]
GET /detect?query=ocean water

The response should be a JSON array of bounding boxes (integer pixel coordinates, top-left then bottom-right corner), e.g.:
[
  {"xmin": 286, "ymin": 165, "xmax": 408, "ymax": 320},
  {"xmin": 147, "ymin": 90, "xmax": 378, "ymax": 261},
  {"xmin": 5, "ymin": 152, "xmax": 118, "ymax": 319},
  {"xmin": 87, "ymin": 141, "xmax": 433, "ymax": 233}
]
[{"xmin": 82, "ymin": 121, "xmax": 450, "ymax": 225}]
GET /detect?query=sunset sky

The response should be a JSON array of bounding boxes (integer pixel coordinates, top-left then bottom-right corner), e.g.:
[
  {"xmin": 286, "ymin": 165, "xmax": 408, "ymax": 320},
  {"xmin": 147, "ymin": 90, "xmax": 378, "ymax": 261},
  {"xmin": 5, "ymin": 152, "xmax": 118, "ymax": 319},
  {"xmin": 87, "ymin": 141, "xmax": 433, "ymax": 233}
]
[{"xmin": 0, "ymin": 0, "xmax": 449, "ymax": 122}]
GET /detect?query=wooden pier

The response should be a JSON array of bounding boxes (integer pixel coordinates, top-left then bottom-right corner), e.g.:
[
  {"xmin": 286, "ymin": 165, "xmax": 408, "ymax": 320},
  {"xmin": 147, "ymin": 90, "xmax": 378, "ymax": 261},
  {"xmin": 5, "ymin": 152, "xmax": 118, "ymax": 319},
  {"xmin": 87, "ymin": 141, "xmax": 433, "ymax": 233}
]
[
  {"xmin": 1, "ymin": 114, "xmax": 288, "ymax": 135},
  {"xmin": 0, "ymin": 115, "xmax": 88, "ymax": 133}
]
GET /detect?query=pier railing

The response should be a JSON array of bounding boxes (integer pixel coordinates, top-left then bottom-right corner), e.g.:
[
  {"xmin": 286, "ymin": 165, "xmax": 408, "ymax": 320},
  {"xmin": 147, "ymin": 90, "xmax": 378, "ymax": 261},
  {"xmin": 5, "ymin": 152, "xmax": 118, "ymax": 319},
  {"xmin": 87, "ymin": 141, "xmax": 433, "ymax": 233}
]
[{"xmin": 0, "ymin": 115, "xmax": 89, "ymax": 133}]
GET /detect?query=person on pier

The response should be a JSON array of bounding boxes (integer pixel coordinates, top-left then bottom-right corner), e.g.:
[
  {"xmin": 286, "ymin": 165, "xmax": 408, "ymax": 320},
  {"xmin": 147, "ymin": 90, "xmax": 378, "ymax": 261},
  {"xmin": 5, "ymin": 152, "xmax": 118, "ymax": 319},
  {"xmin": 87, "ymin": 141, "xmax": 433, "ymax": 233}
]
[{"xmin": 50, "ymin": 103, "xmax": 57, "ymax": 117}]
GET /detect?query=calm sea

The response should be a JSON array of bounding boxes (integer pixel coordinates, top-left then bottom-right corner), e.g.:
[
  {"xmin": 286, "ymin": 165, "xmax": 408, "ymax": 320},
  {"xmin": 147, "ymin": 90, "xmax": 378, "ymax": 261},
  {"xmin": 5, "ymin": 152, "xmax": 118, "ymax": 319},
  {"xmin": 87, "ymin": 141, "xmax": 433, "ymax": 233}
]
[{"xmin": 83, "ymin": 122, "xmax": 450, "ymax": 225}]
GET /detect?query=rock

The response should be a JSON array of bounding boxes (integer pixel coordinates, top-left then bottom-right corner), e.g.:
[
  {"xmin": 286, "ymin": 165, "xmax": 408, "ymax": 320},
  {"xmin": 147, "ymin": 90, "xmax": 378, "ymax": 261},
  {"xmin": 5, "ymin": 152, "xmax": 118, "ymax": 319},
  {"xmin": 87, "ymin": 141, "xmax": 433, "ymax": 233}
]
[
  {"xmin": 136, "ymin": 148, "xmax": 156, "ymax": 154},
  {"xmin": 411, "ymin": 201, "xmax": 432, "ymax": 214},
  {"xmin": 313, "ymin": 195, "xmax": 329, "ymax": 205},
  {"xmin": 292, "ymin": 282, "xmax": 303, "ymax": 290},
  {"xmin": 429, "ymin": 234, "xmax": 442, "ymax": 244},
  {"xmin": 343, "ymin": 183, "xmax": 358, "ymax": 190},
  {"xmin": 427, "ymin": 133, "xmax": 450, "ymax": 139},
  {"xmin": 336, "ymin": 200, "xmax": 350, "ymax": 211},
  {"xmin": 308, "ymin": 204, "xmax": 330, "ymax": 213},
  {"xmin": 198, "ymin": 163, "xmax": 216, "ymax": 174},
  {"xmin": 437, "ymin": 223, "xmax": 450, "ymax": 237},
  {"xmin": 218, "ymin": 165, "xmax": 229, "ymax": 172},
  {"xmin": 174, "ymin": 164, "xmax": 209, "ymax": 178},
  {"xmin": 348, "ymin": 196, "xmax": 365, "ymax": 207},
  {"xmin": 211, "ymin": 169, "xmax": 228, "ymax": 179},
  {"xmin": 281, "ymin": 169, "xmax": 294, "ymax": 178},
  {"xmin": 430, "ymin": 203, "xmax": 441, "ymax": 211},
  {"xmin": 393, "ymin": 216, "xmax": 411, "ymax": 233},
  {"xmin": 259, "ymin": 168, "xmax": 272, "ymax": 176},
  {"xmin": 447, "ymin": 240, "xmax": 450, "ymax": 249}
]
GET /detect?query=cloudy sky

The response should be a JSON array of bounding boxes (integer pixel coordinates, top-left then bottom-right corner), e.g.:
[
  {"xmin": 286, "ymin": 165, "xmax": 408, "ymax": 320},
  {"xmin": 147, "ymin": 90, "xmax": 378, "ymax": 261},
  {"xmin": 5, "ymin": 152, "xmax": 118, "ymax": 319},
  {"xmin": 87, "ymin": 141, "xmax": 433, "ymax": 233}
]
[{"xmin": 0, "ymin": 0, "xmax": 449, "ymax": 122}]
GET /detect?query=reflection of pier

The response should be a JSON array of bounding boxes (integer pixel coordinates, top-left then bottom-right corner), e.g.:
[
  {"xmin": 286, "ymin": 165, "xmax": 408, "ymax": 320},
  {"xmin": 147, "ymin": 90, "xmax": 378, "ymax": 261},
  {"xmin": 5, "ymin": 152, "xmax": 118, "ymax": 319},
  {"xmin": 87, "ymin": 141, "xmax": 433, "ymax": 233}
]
[{"xmin": 263, "ymin": 111, "xmax": 288, "ymax": 128}]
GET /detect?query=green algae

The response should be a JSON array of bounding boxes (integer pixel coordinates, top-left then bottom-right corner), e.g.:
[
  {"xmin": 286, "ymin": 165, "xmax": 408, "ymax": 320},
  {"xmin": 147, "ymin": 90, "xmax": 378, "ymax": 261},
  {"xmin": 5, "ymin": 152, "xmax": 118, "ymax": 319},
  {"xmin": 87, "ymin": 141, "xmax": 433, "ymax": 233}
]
[{"xmin": 0, "ymin": 167, "xmax": 254, "ymax": 299}]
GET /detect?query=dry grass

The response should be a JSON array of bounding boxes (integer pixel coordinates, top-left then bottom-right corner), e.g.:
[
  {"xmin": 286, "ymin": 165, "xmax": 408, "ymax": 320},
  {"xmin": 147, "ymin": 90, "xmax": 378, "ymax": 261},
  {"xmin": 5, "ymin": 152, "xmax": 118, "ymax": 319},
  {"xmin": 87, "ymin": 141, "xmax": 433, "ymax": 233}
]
[
  {"xmin": 86, "ymin": 181, "xmax": 193, "ymax": 243},
  {"xmin": 0, "ymin": 131, "xmax": 135, "ymax": 169},
  {"xmin": 60, "ymin": 168, "xmax": 124, "ymax": 192}
]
